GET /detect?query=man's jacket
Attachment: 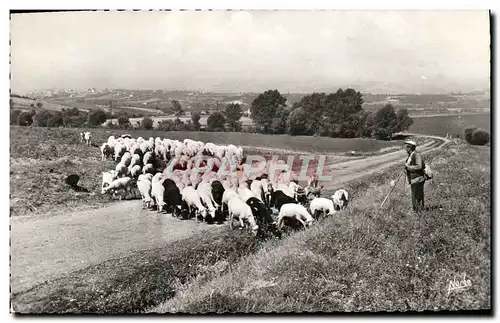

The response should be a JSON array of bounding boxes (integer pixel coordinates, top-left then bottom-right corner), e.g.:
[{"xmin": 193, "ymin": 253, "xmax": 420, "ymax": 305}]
[{"xmin": 406, "ymin": 151, "xmax": 425, "ymax": 184}]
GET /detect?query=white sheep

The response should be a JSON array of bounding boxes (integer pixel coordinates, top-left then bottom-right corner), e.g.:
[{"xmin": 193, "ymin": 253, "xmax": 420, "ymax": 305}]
[
  {"xmin": 120, "ymin": 152, "xmax": 132, "ymax": 167},
  {"xmin": 129, "ymin": 154, "xmax": 141, "ymax": 169},
  {"xmin": 227, "ymin": 196, "xmax": 259, "ymax": 234},
  {"xmin": 250, "ymin": 180, "xmax": 265, "ymax": 202},
  {"xmin": 101, "ymin": 177, "xmax": 134, "ymax": 200},
  {"xmin": 101, "ymin": 170, "xmax": 117, "ymax": 194},
  {"xmin": 114, "ymin": 142, "xmax": 126, "ymax": 161},
  {"xmin": 151, "ymin": 173, "xmax": 166, "ymax": 213},
  {"xmin": 142, "ymin": 163, "xmax": 155, "ymax": 175},
  {"xmin": 181, "ymin": 186, "xmax": 207, "ymax": 222},
  {"xmin": 331, "ymin": 189, "xmax": 349, "ymax": 211},
  {"xmin": 143, "ymin": 151, "xmax": 153, "ymax": 166},
  {"xmin": 197, "ymin": 181, "xmax": 218, "ymax": 219},
  {"xmin": 115, "ymin": 162, "xmax": 129, "ymax": 178},
  {"xmin": 309, "ymin": 197, "xmax": 336, "ymax": 219},
  {"xmin": 137, "ymin": 174, "xmax": 153, "ymax": 208},
  {"xmin": 277, "ymin": 203, "xmax": 315, "ymax": 230},
  {"xmin": 129, "ymin": 164, "xmax": 142, "ymax": 178}
]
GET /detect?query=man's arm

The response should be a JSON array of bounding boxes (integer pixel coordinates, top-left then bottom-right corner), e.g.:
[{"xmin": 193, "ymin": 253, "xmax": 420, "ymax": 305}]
[{"xmin": 406, "ymin": 153, "xmax": 423, "ymax": 172}]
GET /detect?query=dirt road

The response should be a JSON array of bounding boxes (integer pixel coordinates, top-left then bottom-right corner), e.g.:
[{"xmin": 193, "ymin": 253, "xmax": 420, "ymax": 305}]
[{"xmin": 10, "ymin": 134, "xmax": 448, "ymax": 294}]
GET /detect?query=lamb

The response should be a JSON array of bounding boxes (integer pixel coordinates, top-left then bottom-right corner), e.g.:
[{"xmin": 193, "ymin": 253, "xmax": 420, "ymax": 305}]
[
  {"xmin": 101, "ymin": 177, "xmax": 134, "ymax": 200},
  {"xmin": 309, "ymin": 197, "xmax": 336, "ymax": 219},
  {"xmin": 222, "ymin": 188, "xmax": 239, "ymax": 215},
  {"xmin": 276, "ymin": 203, "xmax": 315, "ymax": 230},
  {"xmin": 227, "ymin": 196, "xmax": 259, "ymax": 234},
  {"xmin": 181, "ymin": 186, "xmax": 207, "ymax": 222},
  {"xmin": 137, "ymin": 174, "xmax": 153, "ymax": 208},
  {"xmin": 100, "ymin": 143, "xmax": 114, "ymax": 161},
  {"xmin": 331, "ymin": 189, "xmax": 349, "ymax": 211}
]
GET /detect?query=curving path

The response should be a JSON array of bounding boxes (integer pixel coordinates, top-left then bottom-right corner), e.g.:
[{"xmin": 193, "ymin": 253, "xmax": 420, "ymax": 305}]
[{"xmin": 10, "ymin": 134, "xmax": 449, "ymax": 294}]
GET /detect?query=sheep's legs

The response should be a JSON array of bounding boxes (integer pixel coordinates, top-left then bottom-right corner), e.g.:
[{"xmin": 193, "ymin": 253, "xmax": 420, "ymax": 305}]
[{"xmin": 296, "ymin": 217, "xmax": 307, "ymax": 229}]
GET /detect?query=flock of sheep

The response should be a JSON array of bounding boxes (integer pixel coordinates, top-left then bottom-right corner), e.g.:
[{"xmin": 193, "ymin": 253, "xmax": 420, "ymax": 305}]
[{"xmin": 97, "ymin": 133, "xmax": 349, "ymax": 236}]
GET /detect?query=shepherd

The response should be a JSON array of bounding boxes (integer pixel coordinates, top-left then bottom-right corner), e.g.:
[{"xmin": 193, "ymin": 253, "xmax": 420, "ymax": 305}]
[{"xmin": 404, "ymin": 140, "xmax": 425, "ymax": 212}]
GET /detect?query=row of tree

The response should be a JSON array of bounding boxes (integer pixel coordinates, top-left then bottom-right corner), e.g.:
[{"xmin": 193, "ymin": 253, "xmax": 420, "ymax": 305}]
[{"xmin": 10, "ymin": 88, "xmax": 414, "ymax": 140}]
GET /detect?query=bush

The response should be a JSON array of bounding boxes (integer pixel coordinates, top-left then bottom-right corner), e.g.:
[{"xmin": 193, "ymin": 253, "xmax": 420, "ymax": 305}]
[
  {"xmin": 141, "ymin": 117, "xmax": 154, "ymax": 130},
  {"xmin": 87, "ymin": 110, "xmax": 107, "ymax": 126},
  {"xmin": 207, "ymin": 112, "xmax": 226, "ymax": 132},
  {"xmin": 17, "ymin": 111, "xmax": 33, "ymax": 126},
  {"xmin": 464, "ymin": 127, "xmax": 476, "ymax": 143},
  {"xmin": 467, "ymin": 128, "xmax": 490, "ymax": 146}
]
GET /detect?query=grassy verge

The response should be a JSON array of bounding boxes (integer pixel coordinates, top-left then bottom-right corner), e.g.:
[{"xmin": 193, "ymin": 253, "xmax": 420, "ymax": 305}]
[
  {"xmin": 150, "ymin": 140, "xmax": 490, "ymax": 313},
  {"xmin": 11, "ymin": 227, "xmax": 260, "ymax": 314}
]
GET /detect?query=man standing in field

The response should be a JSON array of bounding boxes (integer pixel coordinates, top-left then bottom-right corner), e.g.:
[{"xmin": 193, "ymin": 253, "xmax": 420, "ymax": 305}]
[{"xmin": 404, "ymin": 140, "xmax": 425, "ymax": 212}]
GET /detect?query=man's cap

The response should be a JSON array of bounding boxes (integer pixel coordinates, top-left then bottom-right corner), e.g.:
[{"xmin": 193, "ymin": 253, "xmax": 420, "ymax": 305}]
[{"xmin": 404, "ymin": 140, "xmax": 417, "ymax": 147}]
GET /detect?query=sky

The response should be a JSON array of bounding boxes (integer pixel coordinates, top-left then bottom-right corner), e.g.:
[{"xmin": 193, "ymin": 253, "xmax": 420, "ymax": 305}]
[{"xmin": 10, "ymin": 10, "xmax": 490, "ymax": 94}]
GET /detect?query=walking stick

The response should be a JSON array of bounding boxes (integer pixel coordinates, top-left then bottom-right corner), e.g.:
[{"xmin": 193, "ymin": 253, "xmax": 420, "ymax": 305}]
[{"xmin": 379, "ymin": 167, "xmax": 406, "ymax": 208}]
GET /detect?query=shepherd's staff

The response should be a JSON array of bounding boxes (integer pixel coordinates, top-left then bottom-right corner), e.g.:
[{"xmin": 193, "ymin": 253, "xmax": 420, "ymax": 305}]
[{"xmin": 379, "ymin": 167, "xmax": 406, "ymax": 208}]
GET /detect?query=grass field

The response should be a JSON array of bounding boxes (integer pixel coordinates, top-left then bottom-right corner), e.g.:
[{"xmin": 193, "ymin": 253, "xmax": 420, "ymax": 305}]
[
  {"xmin": 150, "ymin": 140, "xmax": 490, "ymax": 313},
  {"xmin": 410, "ymin": 113, "xmax": 490, "ymax": 137},
  {"xmin": 11, "ymin": 138, "xmax": 490, "ymax": 313}
]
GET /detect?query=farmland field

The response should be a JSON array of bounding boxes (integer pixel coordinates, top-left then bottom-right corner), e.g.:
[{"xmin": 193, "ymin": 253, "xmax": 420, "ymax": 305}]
[{"xmin": 409, "ymin": 113, "xmax": 490, "ymax": 137}]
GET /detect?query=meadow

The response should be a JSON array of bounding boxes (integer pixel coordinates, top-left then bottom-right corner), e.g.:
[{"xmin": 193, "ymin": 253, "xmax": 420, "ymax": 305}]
[
  {"xmin": 11, "ymin": 139, "xmax": 490, "ymax": 313},
  {"xmin": 409, "ymin": 113, "xmax": 490, "ymax": 137}
]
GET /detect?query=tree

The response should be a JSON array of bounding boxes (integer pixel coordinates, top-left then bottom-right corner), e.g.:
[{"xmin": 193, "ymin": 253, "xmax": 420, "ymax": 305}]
[
  {"xmin": 117, "ymin": 115, "xmax": 131, "ymax": 128},
  {"xmin": 33, "ymin": 110, "xmax": 52, "ymax": 127},
  {"xmin": 372, "ymin": 104, "xmax": 398, "ymax": 140},
  {"xmin": 46, "ymin": 111, "xmax": 63, "ymax": 127},
  {"xmin": 17, "ymin": 111, "xmax": 33, "ymax": 126},
  {"xmin": 36, "ymin": 102, "xmax": 43, "ymax": 109},
  {"xmin": 141, "ymin": 116, "xmax": 154, "ymax": 130},
  {"xmin": 191, "ymin": 112, "xmax": 201, "ymax": 131},
  {"xmin": 171, "ymin": 100, "xmax": 183, "ymax": 117},
  {"xmin": 87, "ymin": 109, "xmax": 107, "ymax": 126},
  {"xmin": 287, "ymin": 107, "xmax": 310, "ymax": 136},
  {"xmin": 394, "ymin": 108, "xmax": 413, "ymax": 133},
  {"xmin": 207, "ymin": 112, "xmax": 226, "ymax": 132},
  {"xmin": 250, "ymin": 89, "xmax": 287, "ymax": 134},
  {"xmin": 224, "ymin": 103, "xmax": 242, "ymax": 131}
]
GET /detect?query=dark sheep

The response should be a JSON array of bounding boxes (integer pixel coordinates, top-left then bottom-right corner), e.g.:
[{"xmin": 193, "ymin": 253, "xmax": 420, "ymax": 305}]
[
  {"xmin": 162, "ymin": 179, "xmax": 183, "ymax": 216},
  {"xmin": 269, "ymin": 190, "xmax": 299, "ymax": 211},
  {"xmin": 211, "ymin": 180, "xmax": 226, "ymax": 224}
]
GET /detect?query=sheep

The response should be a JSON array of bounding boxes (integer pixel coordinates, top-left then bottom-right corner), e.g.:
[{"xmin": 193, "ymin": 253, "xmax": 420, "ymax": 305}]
[
  {"xmin": 101, "ymin": 177, "xmax": 134, "ymax": 200},
  {"xmin": 227, "ymin": 196, "xmax": 259, "ymax": 234},
  {"xmin": 222, "ymin": 188, "xmax": 239, "ymax": 215},
  {"xmin": 246, "ymin": 197, "xmax": 276, "ymax": 234},
  {"xmin": 197, "ymin": 181, "xmax": 218, "ymax": 220},
  {"xmin": 100, "ymin": 143, "xmax": 114, "ymax": 161},
  {"xmin": 140, "ymin": 142, "xmax": 150, "ymax": 155},
  {"xmin": 129, "ymin": 164, "xmax": 142, "ymax": 178},
  {"xmin": 163, "ymin": 178, "xmax": 183, "ymax": 216},
  {"xmin": 101, "ymin": 170, "xmax": 117, "ymax": 194},
  {"xmin": 137, "ymin": 174, "xmax": 153, "ymax": 208},
  {"xmin": 181, "ymin": 186, "xmax": 207, "ymax": 222},
  {"xmin": 276, "ymin": 203, "xmax": 315, "ymax": 230},
  {"xmin": 331, "ymin": 189, "xmax": 349, "ymax": 211},
  {"xmin": 130, "ymin": 143, "xmax": 142, "ymax": 157},
  {"xmin": 269, "ymin": 190, "xmax": 299, "ymax": 213},
  {"xmin": 129, "ymin": 154, "xmax": 142, "ymax": 169},
  {"xmin": 115, "ymin": 162, "xmax": 129, "ymax": 178},
  {"xmin": 120, "ymin": 152, "xmax": 132, "ymax": 167},
  {"xmin": 211, "ymin": 180, "xmax": 226, "ymax": 223},
  {"xmin": 114, "ymin": 142, "xmax": 127, "ymax": 161},
  {"xmin": 80, "ymin": 132, "xmax": 92, "ymax": 146},
  {"xmin": 237, "ymin": 183, "xmax": 255, "ymax": 203},
  {"xmin": 250, "ymin": 180, "xmax": 265, "ymax": 203},
  {"xmin": 151, "ymin": 173, "xmax": 166, "ymax": 213},
  {"xmin": 142, "ymin": 163, "xmax": 155, "ymax": 175},
  {"xmin": 309, "ymin": 197, "xmax": 336, "ymax": 219},
  {"xmin": 143, "ymin": 151, "xmax": 153, "ymax": 166}
]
